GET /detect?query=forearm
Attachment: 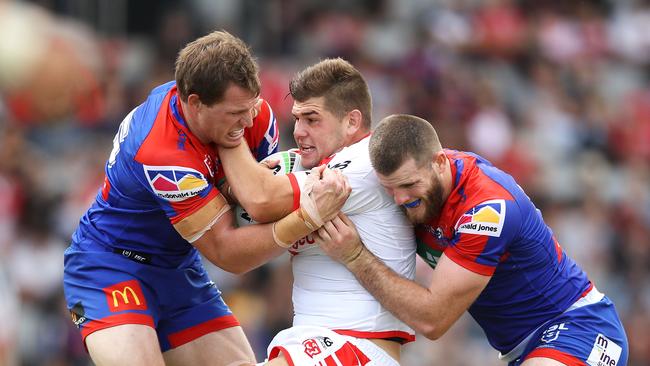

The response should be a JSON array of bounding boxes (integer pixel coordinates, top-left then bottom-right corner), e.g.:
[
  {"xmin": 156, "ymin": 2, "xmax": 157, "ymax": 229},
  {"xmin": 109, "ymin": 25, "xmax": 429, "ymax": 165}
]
[
  {"xmin": 197, "ymin": 209, "xmax": 317, "ymax": 274},
  {"xmin": 218, "ymin": 142, "xmax": 294, "ymax": 221},
  {"xmin": 207, "ymin": 223, "xmax": 287, "ymax": 274}
]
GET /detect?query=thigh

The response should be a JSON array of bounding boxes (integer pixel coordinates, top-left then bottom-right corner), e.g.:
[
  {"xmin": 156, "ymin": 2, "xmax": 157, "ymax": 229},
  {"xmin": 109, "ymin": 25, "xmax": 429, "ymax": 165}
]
[
  {"xmin": 64, "ymin": 251, "xmax": 159, "ymax": 344},
  {"xmin": 163, "ymin": 326, "xmax": 255, "ymax": 366},
  {"xmin": 515, "ymin": 297, "xmax": 628, "ymax": 366},
  {"xmin": 86, "ymin": 324, "xmax": 164, "ymax": 366},
  {"xmin": 155, "ymin": 262, "xmax": 242, "ymax": 351}
]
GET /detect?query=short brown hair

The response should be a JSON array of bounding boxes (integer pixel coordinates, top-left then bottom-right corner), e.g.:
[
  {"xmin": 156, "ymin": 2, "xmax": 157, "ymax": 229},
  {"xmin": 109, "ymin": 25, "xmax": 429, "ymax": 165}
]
[
  {"xmin": 289, "ymin": 58, "xmax": 372, "ymax": 128},
  {"xmin": 369, "ymin": 114, "xmax": 442, "ymax": 175},
  {"xmin": 175, "ymin": 30, "xmax": 260, "ymax": 105}
]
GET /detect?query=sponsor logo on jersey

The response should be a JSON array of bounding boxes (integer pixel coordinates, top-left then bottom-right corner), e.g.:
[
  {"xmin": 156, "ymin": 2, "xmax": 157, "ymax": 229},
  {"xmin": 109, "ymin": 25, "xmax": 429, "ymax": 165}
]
[
  {"xmin": 587, "ymin": 334, "xmax": 622, "ymax": 366},
  {"xmin": 144, "ymin": 165, "xmax": 209, "ymax": 202},
  {"xmin": 288, "ymin": 234, "xmax": 317, "ymax": 255},
  {"xmin": 455, "ymin": 199, "xmax": 506, "ymax": 237},
  {"xmin": 203, "ymin": 155, "xmax": 215, "ymax": 178},
  {"xmin": 69, "ymin": 301, "xmax": 87, "ymax": 328},
  {"xmin": 416, "ymin": 240, "xmax": 443, "ymax": 269},
  {"xmin": 103, "ymin": 280, "xmax": 148, "ymax": 312}
]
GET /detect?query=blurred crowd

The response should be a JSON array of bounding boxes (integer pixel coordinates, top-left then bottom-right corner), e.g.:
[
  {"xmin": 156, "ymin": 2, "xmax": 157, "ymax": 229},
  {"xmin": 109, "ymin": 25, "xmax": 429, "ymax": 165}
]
[{"xmin": 0, "ymin": 0, "xmax": 648, "ymax": 365}]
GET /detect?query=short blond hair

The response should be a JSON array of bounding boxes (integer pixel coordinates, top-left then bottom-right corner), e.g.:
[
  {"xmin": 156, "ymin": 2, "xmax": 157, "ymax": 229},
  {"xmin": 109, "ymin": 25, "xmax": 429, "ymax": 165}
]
[{"xmin": 175, "ymin": 30, "xmax": 260, "ymax": 105}]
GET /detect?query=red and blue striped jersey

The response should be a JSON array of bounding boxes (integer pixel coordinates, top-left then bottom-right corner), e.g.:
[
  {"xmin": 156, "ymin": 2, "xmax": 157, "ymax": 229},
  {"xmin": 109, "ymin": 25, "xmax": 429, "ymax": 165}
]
[
  {"xmin": 416, "ymin": 149, "xmax": 591, "ymax": 354},
  {"xmin": 71, "ymin": 81, "xmax": 278, "ymax": 264}
]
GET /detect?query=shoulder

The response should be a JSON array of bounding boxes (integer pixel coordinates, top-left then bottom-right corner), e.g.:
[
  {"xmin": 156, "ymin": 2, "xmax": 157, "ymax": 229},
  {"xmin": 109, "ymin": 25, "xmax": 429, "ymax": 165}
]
[
  {"xmin": 447, "ymin": 152, "xmax": 524, "ymax": 236},
  {"xmin": 327, "ymin": 136, "xmax": 372, "ymax": 175},
  {"xmin": 126, "ymin": 82, "xmax": 178, "ymax": 147}
]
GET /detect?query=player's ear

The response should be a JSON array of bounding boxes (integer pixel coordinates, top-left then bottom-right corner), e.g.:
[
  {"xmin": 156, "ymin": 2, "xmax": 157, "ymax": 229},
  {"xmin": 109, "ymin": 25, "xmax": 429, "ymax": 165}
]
[
  {"xmin": 432, "ymin": 150, "xmax": 446, "ymax": 173},
  {"xmin": 346, "ymin": 109, "xmax": 363, "ymax": 133},
  {"xmin": 187, "ymin": 94, "xmax": 202, "ymax": 111}
]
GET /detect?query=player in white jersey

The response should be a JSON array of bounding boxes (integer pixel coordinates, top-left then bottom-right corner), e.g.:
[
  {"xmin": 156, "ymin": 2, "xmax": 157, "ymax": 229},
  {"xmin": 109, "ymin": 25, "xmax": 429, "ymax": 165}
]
[
  {"xmin": 218, "ymin": 58, "xmax": 416, "ymax": 365},
  {"xmin": 288, "ymin": 135, "xmax": 415, "ymax": 338}
]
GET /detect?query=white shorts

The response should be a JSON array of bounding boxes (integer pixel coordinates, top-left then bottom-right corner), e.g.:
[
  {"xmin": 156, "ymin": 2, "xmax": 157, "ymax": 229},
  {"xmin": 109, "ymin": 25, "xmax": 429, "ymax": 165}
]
[{"xmin": 267, "ymin": 325, "xmax": 399, "ymax": 366}]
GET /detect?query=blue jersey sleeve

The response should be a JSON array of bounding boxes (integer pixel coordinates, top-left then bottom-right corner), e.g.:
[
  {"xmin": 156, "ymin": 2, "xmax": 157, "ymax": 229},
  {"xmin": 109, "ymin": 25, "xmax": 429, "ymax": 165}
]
[{"xmin": 446, "ymin": 198, "xmax": 522, "ymax": 276}]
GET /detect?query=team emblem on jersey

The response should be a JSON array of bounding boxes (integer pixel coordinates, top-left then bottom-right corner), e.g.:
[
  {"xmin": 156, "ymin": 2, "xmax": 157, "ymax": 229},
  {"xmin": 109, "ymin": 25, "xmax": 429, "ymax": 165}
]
[
  {"xmin": 303, "ymin": 338, "xmax": 322, "ymax": 358},
  {"xmin": 455, "ymin": 199, "xmax": 506, "ymax": 237},
  {"xmin": 302, "ymin": 336, "xmax": 334, "ymax": 358},
  {"xmin": 540, "ymin": 322, "xmax": 568, "ymax": 343},
  {"xmin": 143, "ymin": 165, "xmax": 209, "ymax": 202}
]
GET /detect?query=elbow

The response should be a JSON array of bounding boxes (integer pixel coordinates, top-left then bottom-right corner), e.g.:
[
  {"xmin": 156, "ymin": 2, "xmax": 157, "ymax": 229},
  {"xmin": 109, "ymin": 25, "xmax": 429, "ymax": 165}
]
[
  {"xmin": 223, "ymin": 265, "xmax": 251, "ymax": 276},
  {"xmin": 206, "ymin": 252, "xmax": 255, "ymax": 276},
  {"xmin": 213, "ymin": 261, "xmax": 254, "ymax": 276},
  {"xmin": 417, "ymin": 322, "xmax": 447, "ymax": 341},
  {"xmin": 247, "ymin": 207, "xmax": 276, "ymax": 223},
  {"xmin": 421, "ymin": 329, "xmax": 443, "ymax": 341},
  {"xmin": 240, "ymin": 199, "xmax": 277, "ymax": 223}
]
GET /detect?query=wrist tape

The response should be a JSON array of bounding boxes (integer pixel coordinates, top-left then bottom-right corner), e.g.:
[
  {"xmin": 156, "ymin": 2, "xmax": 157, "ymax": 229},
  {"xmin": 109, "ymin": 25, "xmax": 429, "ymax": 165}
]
[
  {"xmin": 272, "ymin": 207, "xmax": 320, "ymax": 248},
  {"xmin": 299, "ymin": 169, "xmax": 325, "ymax": 227}
]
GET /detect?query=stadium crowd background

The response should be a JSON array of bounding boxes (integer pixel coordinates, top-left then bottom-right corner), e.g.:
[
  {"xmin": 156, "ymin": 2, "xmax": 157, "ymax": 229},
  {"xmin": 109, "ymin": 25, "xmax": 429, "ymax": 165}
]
[{"xmin": 0, "ymin": 0, "xmax": 648, "ymax": 365}]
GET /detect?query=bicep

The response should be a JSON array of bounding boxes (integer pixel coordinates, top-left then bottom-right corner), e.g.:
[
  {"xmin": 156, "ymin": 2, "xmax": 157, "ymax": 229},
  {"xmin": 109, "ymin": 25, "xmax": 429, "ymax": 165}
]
[
  {"xmin": 172, "ymin": 194, "xmax": 231, "ymax": 242},
  {"xmin": 191, "ymin": 208, "xmax": 236, "ymax": 257},
  {"xmin": 427, "ymin": 252, "xmax": 491, "ymax": 329}
]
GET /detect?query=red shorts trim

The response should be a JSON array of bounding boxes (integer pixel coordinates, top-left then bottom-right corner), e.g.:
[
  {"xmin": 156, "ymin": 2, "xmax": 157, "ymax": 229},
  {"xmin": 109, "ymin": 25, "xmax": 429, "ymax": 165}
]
[
  {"xmin": 269, "ymin": 346, "xmax": 296, "ymax": 366},
  {"xmin": 167, "ymin": 314, "xmax": 240, "ymax": 348},
  {"xmin": 580, "ymin": 282, "xmax": 594, "ymax": 298},
  {"xmin": 333, "ymin": 329, "xmax": 416, "ymax": 344},
  {"xmin": 525, "ymin": 347, "xmax": 585, "ymax": 365},
  {"xmin": 80, "ymin": 313, "xmax": 155, "ymax": 342}
]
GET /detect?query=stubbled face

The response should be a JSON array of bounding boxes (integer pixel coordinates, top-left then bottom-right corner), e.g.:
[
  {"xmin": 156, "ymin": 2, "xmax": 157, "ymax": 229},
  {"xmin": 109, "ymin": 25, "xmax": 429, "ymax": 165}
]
[
  {"xmin": 292, "ymin": 96, "xmax": 347, "ymax": 169},
  {"xmin": 190, "ymin": 84, "xmax": 259, "ymax": 147},
  {"xmin": 377, "ymin": 157, "xmax": 445, "ymax": 224}
]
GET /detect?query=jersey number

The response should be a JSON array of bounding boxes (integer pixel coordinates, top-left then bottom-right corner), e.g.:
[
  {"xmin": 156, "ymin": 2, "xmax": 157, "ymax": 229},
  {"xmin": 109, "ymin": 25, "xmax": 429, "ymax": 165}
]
[
  {"xmin": 108, "ymin": 108, "xmax": 136, "ymax": 168},
  {"xmin": 329, "ymin": 160, "xmax": 351, "ymax": 171}
]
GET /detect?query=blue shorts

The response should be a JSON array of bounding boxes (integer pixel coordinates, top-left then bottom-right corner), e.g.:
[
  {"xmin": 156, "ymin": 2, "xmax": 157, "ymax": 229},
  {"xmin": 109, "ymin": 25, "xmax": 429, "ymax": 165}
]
[
  {"xmin": 510, "ymin": 296, "xmax": 628, "ymax": 366},
  {"xmin": 63, "ymin": 246, "xmax": 239, "ymax": 351}
]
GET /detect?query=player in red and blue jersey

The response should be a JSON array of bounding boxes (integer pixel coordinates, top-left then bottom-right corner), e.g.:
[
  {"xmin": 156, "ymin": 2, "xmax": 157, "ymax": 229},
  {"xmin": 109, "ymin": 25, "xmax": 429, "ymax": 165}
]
[
  {"xmin": 63, "ymin": 31, "xmax": 350, "ymax": 366},
  {"xmin": 317, "ymin": 114, "xmax": 628, "ymax": 366}
]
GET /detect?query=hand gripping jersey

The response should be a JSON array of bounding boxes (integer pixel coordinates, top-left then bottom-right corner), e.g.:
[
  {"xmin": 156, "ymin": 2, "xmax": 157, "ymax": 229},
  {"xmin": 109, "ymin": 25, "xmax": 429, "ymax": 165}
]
[
  {"xmin": 71, "ymin": 81, "xmax": 278, "ymax": 262},
  {"xmin": 416, "ymin": 150, "xmax": 592, "ymax": 354},
  {"xmin": 289, "ymin": 136, "xmax": 417, "ymax": 343}
]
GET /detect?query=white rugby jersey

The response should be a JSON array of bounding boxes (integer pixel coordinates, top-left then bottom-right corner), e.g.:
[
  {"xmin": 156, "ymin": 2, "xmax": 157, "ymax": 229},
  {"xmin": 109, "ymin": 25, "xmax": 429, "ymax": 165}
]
[{"xmin": 290, "ymin": 135, "xmax": 416, "ymax": 342}]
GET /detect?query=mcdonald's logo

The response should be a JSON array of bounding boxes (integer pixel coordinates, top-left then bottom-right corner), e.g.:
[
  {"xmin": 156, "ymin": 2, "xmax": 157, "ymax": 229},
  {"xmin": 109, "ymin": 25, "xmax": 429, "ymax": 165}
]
[{"xmin": 103, "ymin": 279, "xmax": 148, "ymax": 312}]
